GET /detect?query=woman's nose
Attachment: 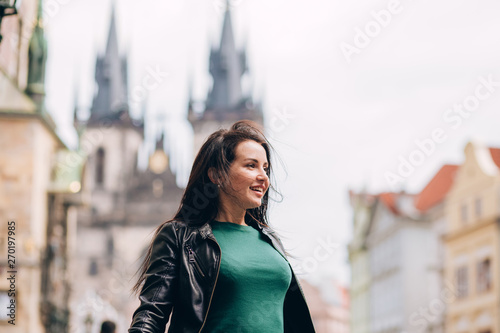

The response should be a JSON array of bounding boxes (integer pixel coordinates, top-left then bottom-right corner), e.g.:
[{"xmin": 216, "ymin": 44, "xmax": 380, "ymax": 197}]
[{"xmin": 257, "ymin": 169, "xmax": 268, "ymax": 180}]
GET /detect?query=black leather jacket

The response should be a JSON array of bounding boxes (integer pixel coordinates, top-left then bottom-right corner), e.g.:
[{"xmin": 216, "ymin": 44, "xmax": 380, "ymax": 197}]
[{"xmin": 128, "ymin": 220, "xmax": 316, "ymax": 333}]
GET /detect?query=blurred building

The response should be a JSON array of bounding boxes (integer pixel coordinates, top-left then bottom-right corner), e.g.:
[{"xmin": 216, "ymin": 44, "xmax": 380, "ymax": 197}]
[
  {"xmin": 348, "ymin": 164, "xmax": 458, "ymax": 333},
  {"xmin": 366, "ymin": 191, "xmax": 423, "ymax": 333},
  {"xmin": 443, "ymin": 142, "xmax": 500, "ymax": 333},
  {"xmin": 301, "ymin": 278, "xmax": 350, "ymax": 333},
  {"xmin": 188, "ymin": 6, "xmax": 263, "ymax": 153},
  {"xmin": 348, "ymin": 139, "xmax": 500, "ymax": 333},
  {"xmin": 0, "ymin": 1, "xmax": 82, "ymax": 332},
  {"xmin": 412, "ymin": 164, "xmax": 459, "ymax": 333},
  {"xmin": 70, "ymin": 6, "xmax": 184, "ymax": 332}
]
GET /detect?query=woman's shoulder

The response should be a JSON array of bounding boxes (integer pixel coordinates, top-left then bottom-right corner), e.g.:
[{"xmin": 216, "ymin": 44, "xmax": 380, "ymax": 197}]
[
  {"xmin": 157, "ymin": 219, "xmax": 187, "ymax": 234},
  {"xmin": 156, "ymin": 219, "xmax": 209, "ymax": 237}
]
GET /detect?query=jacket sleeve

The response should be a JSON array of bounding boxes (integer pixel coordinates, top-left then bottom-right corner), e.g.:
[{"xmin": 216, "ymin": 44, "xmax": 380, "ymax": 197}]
[{"xmin": 128, "ymin": 222, "xmax": 180, "ymax": 333}]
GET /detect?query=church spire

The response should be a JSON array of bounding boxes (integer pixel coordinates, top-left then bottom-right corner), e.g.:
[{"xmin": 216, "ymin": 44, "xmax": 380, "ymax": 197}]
[
  {"xmin": 219, "ymin": 4, "xmax": 236, "ymax": 58},
  {"xmin": 189, "ymin": 1, "xmax": 263, "ymax": 156},
  {"xmin": 206, "ymin": 3, "xmax": 246, "ymax": 110},
  {"xmin": 88, "ymin": 3, "xmax": 130, "ymax": 125},
  {"xmin": 105, "ymin": 3, "xmax": 119, "ymax": 62}
]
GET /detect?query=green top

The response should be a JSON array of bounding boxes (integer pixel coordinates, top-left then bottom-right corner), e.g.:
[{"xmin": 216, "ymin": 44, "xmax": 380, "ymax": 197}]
[{"xmin": 202, "ymin": 221, "xmax": 292, "ymax": 333}]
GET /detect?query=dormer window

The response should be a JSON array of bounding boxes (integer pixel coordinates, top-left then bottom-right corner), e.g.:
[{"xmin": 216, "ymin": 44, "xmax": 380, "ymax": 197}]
[
  {"xmin": 96, "ymin": 147, "xmax": 105, "ymax": 185},
  {"xmin": 456, "ymin": 266, "xmax": 468, "ymax": 298},
  {"xmin": 475, "ymin": 197, "xmax": 482, "ymax": 218},
  {"xmin": 477, "ymin": 258, "xmax": 491, "ymax": 292},
  {"xmin": 461, "ymin": 203, "xmax": 468, "ymax": 224},
  {"xmin": 89, "ymin": 258, "xmax": 98, "ymax": 276}
]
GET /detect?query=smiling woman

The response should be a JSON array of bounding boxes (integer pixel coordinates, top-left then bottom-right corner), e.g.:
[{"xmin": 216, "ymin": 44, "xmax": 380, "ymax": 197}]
[
  {"xmin": 128, "ymin": 120, "xmax": 316, "ymax": 333},
  {"xmin": 208, "ymin": 140, "xmax": 270, "ymax": 224}
]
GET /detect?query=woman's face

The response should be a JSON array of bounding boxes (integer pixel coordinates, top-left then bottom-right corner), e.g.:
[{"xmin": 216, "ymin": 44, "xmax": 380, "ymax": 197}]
[{"xmin": 220, "ymin": 140, "xmax": 270, "ymax": 210}]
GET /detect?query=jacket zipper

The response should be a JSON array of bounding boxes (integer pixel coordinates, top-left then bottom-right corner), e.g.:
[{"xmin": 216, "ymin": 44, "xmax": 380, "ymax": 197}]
[
  {"xmin": 187, "ymin": 245, "xmax": 205, "ymax": 278},
  {"xmin": 198, "ymin": 237, "xmax": 221, "ymax": 333}
]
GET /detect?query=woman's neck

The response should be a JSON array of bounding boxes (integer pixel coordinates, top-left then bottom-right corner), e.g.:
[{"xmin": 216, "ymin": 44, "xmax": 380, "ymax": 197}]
[{"xmin": 215, "ymin": 209, "xmax": 247, "ymax": 226}]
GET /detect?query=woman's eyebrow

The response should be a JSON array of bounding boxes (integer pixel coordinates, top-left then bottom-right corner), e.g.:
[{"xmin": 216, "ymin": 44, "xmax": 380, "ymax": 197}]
[{"xmin": 244, "ymin": 158, "xmax": 269, "ymax": 166}]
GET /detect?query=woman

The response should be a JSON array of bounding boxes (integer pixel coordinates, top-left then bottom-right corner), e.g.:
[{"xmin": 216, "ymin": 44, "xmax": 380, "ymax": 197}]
[{"xmin": 129, "ymin": 120, "xmax": 315, "ymax": 333}]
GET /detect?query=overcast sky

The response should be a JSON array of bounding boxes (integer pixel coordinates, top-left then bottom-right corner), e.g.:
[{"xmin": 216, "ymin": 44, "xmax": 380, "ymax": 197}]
[{"xmin": 44, "ymin": 0, "xmax": 500, "ymax": 285}]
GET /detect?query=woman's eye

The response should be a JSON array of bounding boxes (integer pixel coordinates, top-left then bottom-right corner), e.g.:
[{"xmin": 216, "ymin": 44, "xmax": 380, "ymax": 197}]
[{"xmin": 246, "ymin": 164, "xmax": 269, "ymax": 174}]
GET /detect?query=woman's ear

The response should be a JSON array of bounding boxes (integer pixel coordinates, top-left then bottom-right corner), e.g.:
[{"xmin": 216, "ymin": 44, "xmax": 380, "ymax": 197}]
[{"xmin": 208, "ymin": 167, "xmax": 218, "ymax": 185}]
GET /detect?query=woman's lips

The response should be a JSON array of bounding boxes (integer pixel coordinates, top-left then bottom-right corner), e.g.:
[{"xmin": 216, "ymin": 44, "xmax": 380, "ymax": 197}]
[{"xmin": 250, "ymin": 187, "xmax": 264, "ymax": 197}]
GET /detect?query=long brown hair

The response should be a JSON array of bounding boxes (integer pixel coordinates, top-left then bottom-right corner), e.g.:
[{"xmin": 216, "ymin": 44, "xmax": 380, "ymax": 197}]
[{"xmin": 132, "ymin": 120, "xmax": 280, "ymax": 293}]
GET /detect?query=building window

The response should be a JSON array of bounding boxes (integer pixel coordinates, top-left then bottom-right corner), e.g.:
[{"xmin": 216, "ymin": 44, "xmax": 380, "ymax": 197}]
[
  {"xmin": 477, "ymin": 258, "xmax": 491, "ymax": 293},
  {"xmin": 89, "ymin": 258, "xmax": 98, "ymax": 276},
  {"xmin": 106, "ymin": 234, "xmax": 114, "ymax": 266},
  {"xmin": 107, "ymin": 234, "xmax": 114, "ymax": 256},
  {"xmin": 475, "ymin": 197, "xmax": 482, "ymax": 218},
  {"xmin": 455, "ymin": 266, "xmax": 468, "ymax": 298},
  {"xmin": 96, "ymin": 147, "xmax": 105, "ymax": 185},
  {"xmin": 461, "ymin": 204, "xmax": 468, "ymax": 223}
]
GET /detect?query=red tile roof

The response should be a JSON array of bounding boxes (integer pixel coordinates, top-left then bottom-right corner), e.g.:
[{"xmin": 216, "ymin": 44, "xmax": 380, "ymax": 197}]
[
  {"xmin": 489, "ymin": 147, "xmax": 500, "ymax": 168},
  {"xmin": 378, "ymin": 192, "xmax": 399, "ymax": 215},
  {"xmin": 414, "ymin": 164, "xmax": 459, "ymax": 212}
]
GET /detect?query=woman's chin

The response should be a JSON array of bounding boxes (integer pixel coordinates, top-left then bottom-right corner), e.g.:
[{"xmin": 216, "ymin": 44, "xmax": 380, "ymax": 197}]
[{"xmin": 247, "ymin": 201, "xmax": 262, "ymax": 209}]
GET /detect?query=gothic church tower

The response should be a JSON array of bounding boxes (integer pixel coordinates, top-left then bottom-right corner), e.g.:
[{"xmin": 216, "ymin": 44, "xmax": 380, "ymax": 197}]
[
  {"xmin": 188, "ymin": 4, "xmax": 263, "ymax": 153},
  {"xmin": 76, "ymin": 6, "xmax": 143, "ymax": 221},
  {"xmin": 71, "ymin": 6, "xmax": 183, "ymax": 331}
]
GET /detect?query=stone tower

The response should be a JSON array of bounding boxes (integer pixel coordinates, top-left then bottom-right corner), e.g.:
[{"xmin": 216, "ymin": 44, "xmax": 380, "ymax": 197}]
[
  {"xmin": 188, "ymin": 4, "xmax": 263, "ymax": 154},
  {"xmin": 72, "ymin": 5, "xmax": 184, "ymax": 332}
]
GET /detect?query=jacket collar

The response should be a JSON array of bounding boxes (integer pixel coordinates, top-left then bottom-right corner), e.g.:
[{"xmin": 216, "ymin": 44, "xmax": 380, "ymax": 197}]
[
  {"xmin": 198, "ymin": 219, "xmax": 269, "ymax": 236},
  {"xmin": 199, "ymin": 222, "xmax": 213, "ymax": 239}
]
